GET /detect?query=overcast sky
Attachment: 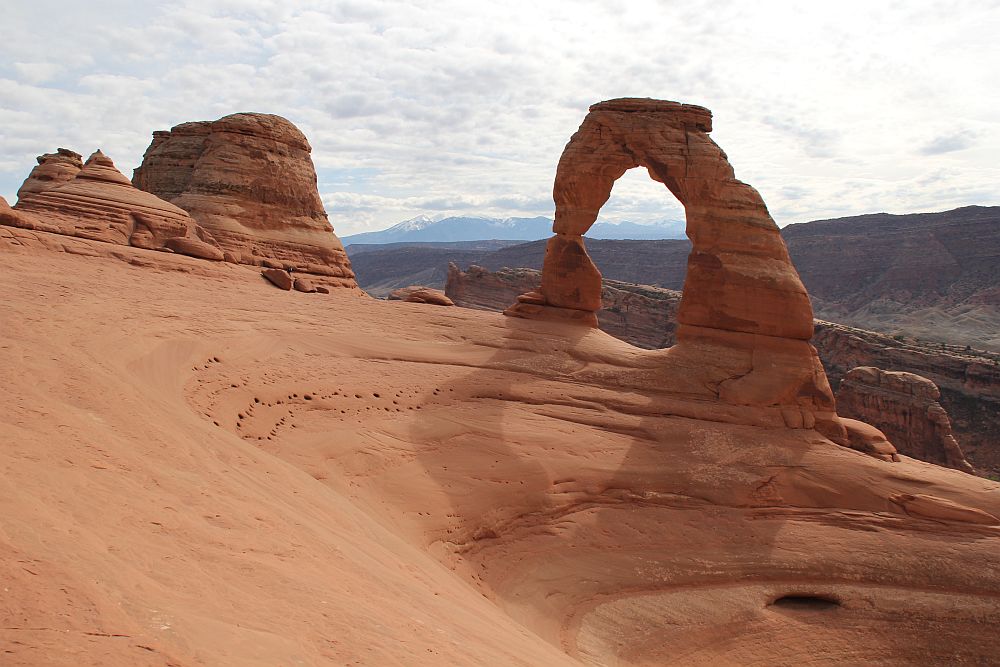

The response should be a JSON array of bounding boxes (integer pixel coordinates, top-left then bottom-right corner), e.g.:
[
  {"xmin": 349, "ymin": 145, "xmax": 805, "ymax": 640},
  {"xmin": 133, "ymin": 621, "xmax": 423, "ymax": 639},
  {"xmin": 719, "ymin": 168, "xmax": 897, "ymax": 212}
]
[{"xmin": 2, "ymin": 0, "xmax": 998, "ymax": 235}]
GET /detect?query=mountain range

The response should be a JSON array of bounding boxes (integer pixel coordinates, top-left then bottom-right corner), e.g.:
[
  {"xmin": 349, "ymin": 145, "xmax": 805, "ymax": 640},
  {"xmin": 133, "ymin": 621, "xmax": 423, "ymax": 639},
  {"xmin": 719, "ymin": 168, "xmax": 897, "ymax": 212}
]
[{"xmin": 340, "ymin": 214, "xmax": 686, "ymax": 244}]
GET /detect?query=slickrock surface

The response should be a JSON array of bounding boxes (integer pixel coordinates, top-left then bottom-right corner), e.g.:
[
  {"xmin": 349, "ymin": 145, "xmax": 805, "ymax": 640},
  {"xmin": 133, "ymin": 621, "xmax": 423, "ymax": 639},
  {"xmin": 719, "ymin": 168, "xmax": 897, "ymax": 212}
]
[
  {"xmin": 449, "ymin": 263, "xmax": 679, "ymax": 349},
  {"xmin": 7, "ymin": 150, "xmax": 225, "ymax": 262},
  {"xmin": 132, "ymin": 112, "xmax": 357, "ymax": 289},
  {"xmin": 508, "ymin": 98, "xmax": 848, "ymax": 448},
  {"xmin": 15, "ymin": 148, "xmax": 83, "ymax": 199},
  {"xmin": 2, "ymin": 238, "xmax": 999, "ymax": 666},
  {"xmin": 837, "ymin": 367, "xmax": 974, "ymax": 473},
  {"xmin": 388, "ymin": 285, "xmax": 455, "ymax": 306},
  {"xmin": 449, "ymin": 263, "xmax": 997, "ymax": 474}
]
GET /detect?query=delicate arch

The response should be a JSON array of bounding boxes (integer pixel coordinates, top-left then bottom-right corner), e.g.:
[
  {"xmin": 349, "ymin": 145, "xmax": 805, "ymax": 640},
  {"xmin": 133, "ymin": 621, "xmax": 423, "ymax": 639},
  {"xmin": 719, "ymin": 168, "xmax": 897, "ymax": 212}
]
[{"xmin": 507, "ymin": 98, "xmax": 813, "ymax": 341}]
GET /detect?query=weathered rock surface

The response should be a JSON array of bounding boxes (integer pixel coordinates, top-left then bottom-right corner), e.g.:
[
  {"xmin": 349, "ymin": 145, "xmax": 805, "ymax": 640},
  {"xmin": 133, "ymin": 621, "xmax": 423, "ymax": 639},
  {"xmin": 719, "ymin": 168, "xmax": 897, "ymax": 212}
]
[
  {"xmin": 293, "ymin": 277, "xmax": 317, "ymax": 293},
  {"xmin": 388, "ymin": 285, "xmax": 455, "ymax": 306},
  {"xmin": 7, "ymin": 150, "xmax": 227, "ymax": 262},
  {"xmin": 837, "ymin": 366, "xmax": 974, "ymax": 473},
  {"xmin": 132, "ymin": 112, "xmax": 357, "ymax": 289},
  {"xmin": 450, "ymin": 262, "xmax": 999, "ymax": 474},
  {"xmin": 815, "ymin": 321, "xmax": 1000, "ymax": 475},
  {"xmin": 0, "ymin": 195, "xmax": 19, "ymax": 227},
  {"xmin": 15, "ymin": 148, "xmax": 83, "ymax": 199},
  {"xmin": 262, "ymin": 268, "xmax": 293, "ymax": 290},
  {"xmin": 507, "ymin": 98, "xmax": 849, "ymax": 448},
  {"xmin": 448, "ymin": 263, "xmax": 679, "ymax": 349}
]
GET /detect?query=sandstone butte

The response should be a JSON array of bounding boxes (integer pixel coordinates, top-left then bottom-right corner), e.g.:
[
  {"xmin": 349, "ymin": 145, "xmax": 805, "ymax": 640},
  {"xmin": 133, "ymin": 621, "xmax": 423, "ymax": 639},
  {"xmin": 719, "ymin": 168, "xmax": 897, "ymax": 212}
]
[
  {"xmin": 1, "ymin": 99, "xmax": 999, "ymax": 666},
  {"xmin": 838, "ymin": 366, "xmax": 975, "ymax": 473},
  {"xmin": 132, "ymin": 112, "xmax": 357, "ymax": 289}
]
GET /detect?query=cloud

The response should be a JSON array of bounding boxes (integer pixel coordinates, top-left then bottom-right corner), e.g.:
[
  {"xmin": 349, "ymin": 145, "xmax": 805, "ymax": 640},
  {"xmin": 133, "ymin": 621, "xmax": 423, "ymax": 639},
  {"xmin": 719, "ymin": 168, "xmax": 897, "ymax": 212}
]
[
  {"xmin": 1, "ymin": 1, "xmax": 998, "ymax": 235},
  {"xmin": 918, "ymin": 129, "xmax": 978, "ymax": 155}
]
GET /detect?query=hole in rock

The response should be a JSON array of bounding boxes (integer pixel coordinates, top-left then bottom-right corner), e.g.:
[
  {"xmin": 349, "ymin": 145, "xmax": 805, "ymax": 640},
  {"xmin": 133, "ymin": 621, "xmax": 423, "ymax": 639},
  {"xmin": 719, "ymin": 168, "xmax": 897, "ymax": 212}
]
[
  {"xmin": 587, "ymin": 167, "xmax": 688, "ymax": 291},
  {"xmin": 769, "ymin": 593, "xmax": 841, "ymax": 611}
]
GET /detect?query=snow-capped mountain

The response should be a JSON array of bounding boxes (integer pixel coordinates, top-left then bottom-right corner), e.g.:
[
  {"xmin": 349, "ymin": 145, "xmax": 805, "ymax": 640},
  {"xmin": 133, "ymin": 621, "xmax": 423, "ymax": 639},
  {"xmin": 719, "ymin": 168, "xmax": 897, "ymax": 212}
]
[{"xmin": 342, "ymin": 215, "xmax": 686, "ymax": 244}]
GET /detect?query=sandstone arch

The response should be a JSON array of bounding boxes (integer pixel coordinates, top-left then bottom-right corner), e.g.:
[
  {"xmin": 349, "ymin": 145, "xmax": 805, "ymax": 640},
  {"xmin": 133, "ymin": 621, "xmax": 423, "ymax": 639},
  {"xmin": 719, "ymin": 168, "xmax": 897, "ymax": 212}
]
[
  {"xmin": 506, "ymin": 98, "xmax": 888, "ymax": 452},
  {"xmin": 507, "ymin": 98, "xmax": 812, "ymax": 339}
]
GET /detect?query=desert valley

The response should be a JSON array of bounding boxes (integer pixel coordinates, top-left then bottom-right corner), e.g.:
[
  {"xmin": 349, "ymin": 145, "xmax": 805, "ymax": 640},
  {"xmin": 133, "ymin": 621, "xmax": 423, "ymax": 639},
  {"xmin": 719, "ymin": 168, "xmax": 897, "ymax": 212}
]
[{"xmin": 1, "ymin": 89, "xmax": 999, "ymax": 667}]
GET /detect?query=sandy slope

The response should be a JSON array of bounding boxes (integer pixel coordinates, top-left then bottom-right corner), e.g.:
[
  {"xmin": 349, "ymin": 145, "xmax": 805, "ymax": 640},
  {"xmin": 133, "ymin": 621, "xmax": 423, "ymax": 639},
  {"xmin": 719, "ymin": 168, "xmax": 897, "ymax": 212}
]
[{"xmin": 2, "ymin": 237, "xmax": 999, "ymax": 665}]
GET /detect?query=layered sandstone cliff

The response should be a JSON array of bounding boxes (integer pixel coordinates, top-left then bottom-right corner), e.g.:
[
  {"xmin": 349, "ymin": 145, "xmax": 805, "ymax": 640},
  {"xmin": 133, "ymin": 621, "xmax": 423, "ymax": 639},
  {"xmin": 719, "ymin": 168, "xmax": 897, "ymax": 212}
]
[
  {"xmin": 837, "ymin": 366, "xmax": 974, "ymax": 473},
  {"xmin": 132, "ymin": 112, "xmax": 356, "ymax": 289},
  {"xmin": 815, "ymin": 321, "xmax": 1000, "ymax": 474}
]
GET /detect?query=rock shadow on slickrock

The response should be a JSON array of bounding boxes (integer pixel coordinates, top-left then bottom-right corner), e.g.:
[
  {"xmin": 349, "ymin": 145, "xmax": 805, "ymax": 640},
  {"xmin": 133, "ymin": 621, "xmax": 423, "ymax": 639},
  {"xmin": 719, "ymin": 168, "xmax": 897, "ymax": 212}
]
[{"xmin": 406, "ymin": 317, "xmax": 592, "ymax": 550}]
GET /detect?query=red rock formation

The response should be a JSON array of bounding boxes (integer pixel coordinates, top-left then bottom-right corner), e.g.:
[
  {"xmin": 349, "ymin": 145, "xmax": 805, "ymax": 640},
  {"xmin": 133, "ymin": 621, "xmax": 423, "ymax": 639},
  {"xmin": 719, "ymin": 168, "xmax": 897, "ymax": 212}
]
[
  {"xmin": 388, "ymin": 285, "xmax": 455, "ymax": 306},
  {"xmin": 506, "ymin": 98, "xmax": 853, "ymax": 449},
  {"xmin": 814, "ymin": 321, "xmax": 1000, "ymax": 475},
  {"xmin": 132, "ymin": 113, "xmax": 356, "ymax": 289},
  {"xmin": 15, "ymin": 148, "xmax": 82, "ymax": 199},
  {"xmin": 293, "ymin": 277, "xmax": 317, "ymax": 293},
  {"xmin": 448, "ymin": 263, "xmax": 679, "ymax": 349},
  {"xmin": 0, "ymin": 196, "xmax": 19, "ymax": 227},
  {"xmin": 8, "ymin": 150, "xmax": 224, "ymax": 261},
  {"xmin": 837, "ymin": 366, "xmax": 974, "ymax": 473},
  {"xmin": 262, "ymin": 268, "xmax": 293, "ymax": 290},
  {"xmin": 447, "ymin": 265, "xmax": 998, "ymax": 473}
]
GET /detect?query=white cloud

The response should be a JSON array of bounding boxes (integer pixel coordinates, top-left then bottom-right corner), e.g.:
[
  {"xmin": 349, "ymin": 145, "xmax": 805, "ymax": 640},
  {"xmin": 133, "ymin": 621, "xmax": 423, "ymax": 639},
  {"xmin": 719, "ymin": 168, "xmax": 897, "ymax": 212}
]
[{"xmin": 1, "ymin": 0, "xmax": 998, "ymax": 233}]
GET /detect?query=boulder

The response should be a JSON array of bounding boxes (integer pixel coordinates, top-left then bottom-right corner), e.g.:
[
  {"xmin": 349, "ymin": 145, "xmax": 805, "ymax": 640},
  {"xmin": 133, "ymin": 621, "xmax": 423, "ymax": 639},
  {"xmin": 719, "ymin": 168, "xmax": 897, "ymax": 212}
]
[
  {"xmin": 132, "ymin": 113, "xmax": 357, "ymax": 289},
  {"xmin": 293, "ymin": 277, "xmax": 317, "ymax": 293},
  {"xmin": 388, "ymin": 286, "xmax": 455, "ymax": 306},
  {"xmin": 164, "ymin": 236, "xmax": 225, "ymax": 261},
  {"xmin": 262, "ymin": 268, "xmax": 293, "ymax": 290}
]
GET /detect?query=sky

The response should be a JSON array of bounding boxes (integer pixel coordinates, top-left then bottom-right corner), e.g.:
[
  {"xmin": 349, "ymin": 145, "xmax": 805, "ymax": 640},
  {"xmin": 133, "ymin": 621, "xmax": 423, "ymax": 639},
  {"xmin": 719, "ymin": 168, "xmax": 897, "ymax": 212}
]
[{"xmin": 1, "ymin": 0, "xmax": 998, "ymax": 236}]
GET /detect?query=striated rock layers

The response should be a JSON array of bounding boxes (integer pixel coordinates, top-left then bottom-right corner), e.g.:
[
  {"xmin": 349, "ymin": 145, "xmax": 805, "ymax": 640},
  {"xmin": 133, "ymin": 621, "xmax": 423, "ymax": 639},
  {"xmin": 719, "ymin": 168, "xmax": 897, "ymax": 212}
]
[
  {"xmin": 132, "ymin": 112, "xmax": 356, "ymax": 289},
  {"xmin": 8, "ymin": 150, "xmax": 224, "ymax": 260},
  {"xmin": 837, "ymin": 367, "xmax": 975, "ymax": 473},
  {"xmin": 15, "ymin": 148, "xmax": 83, "ymax": 199},
  {"xmin": 450, "ymin": 263, "xmax": 679, "ymax": 349},
  {"xmin": 506, "ymin": 98, "xmax": 866, "ymax": 452},
  {"xmin": 815, "ymin": 321, "xmax": 1000, "ymax": 475}
]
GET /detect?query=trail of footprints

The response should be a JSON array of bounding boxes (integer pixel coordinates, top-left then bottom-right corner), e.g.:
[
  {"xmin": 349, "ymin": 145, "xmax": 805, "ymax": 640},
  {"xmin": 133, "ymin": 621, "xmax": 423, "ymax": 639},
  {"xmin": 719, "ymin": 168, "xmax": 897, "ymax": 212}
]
[{"xmin": 187, "ymin": 355, "xmax": 454, "ymax": 442}]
